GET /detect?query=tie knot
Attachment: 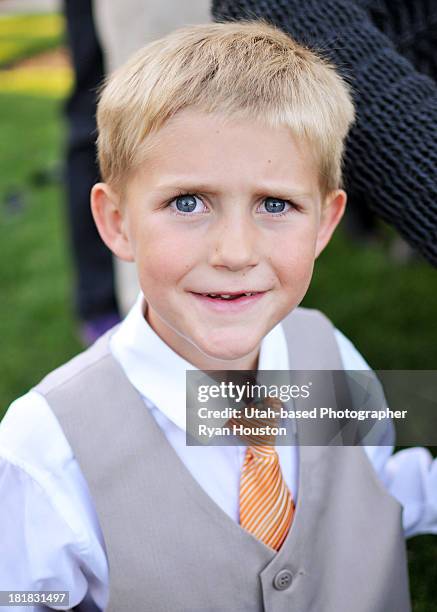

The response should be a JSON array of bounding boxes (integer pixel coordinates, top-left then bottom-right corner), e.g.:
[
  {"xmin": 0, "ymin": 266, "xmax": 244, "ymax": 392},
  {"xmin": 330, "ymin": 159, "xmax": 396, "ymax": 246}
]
[
  {"xmin": 248, "ymin": 445, "xmax": 278, "ymax": 460},
  {"xmin": 227, "ymin": 396, "xmax": 283, "ymax": 447}
]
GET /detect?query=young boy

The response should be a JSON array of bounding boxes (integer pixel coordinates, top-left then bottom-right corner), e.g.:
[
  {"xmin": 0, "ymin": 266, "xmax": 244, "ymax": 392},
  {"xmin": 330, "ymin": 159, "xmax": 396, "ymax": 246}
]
[{"xmin": 1, "ymin": 21, "xmax": 436, "ymax": 612}]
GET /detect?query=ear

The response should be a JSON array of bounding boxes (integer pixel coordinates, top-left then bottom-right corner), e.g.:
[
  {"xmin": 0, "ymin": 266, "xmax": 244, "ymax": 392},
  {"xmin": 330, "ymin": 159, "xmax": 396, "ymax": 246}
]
[
  {"xmin": 90, "ymin": 183, "xmax": 135, "ymax": 262},
  {"xmin": 315, "ymin": 189, "xmax": 347, "ymax": 258}
]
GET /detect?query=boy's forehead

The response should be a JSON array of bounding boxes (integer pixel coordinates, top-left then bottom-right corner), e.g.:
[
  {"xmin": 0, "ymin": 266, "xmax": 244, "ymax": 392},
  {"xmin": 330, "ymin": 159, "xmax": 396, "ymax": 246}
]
[{"xmin": 130, "ymin": 109, "xmax": 321, "ymax": 198}]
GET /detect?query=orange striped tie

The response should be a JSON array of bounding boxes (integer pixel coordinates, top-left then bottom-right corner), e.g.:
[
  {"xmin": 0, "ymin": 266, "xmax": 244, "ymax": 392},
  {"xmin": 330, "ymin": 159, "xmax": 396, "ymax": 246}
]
[
  {"xmin": 239, "ymin": 444, "xmax": 295, "ymax": 551},
  {"xmin": 229, "ymin": 397, "xmax": 295, "ymax": 551}
]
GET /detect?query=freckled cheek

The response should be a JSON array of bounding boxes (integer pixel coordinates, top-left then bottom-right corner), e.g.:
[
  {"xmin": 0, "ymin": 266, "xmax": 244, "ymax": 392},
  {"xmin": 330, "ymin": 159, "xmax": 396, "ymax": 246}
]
[
  {"xmin": 136, "ymin": 226, "xmax": 198, "ymax": 285},
  {"xmin": 269, "ymin": 239, "xmax": 316, "ymax": 298}
]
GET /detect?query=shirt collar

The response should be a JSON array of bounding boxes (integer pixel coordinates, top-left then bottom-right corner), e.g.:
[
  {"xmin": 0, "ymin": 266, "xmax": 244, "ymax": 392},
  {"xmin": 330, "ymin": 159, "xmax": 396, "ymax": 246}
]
[{"xmin": 110, "ymin": 292, "xmax": 289, "ymax": 432}]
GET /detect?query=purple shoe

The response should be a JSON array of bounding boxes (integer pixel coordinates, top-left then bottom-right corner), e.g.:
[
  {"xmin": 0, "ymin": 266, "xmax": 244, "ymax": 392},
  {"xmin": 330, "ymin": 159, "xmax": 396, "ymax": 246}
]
[{"xmin": 79, "ymin": 312, "xmax": 121, "ymax": 347}]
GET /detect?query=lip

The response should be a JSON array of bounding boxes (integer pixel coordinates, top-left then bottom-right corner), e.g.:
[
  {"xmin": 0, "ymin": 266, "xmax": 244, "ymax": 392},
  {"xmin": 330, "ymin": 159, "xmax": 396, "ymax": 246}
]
[{"xmin": 190, "ymin": 291, "xmax": 266, "ymax": 313}]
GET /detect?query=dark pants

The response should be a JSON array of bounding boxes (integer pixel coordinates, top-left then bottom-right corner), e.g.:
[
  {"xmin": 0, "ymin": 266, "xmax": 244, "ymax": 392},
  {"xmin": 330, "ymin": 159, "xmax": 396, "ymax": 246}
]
[{"xmin": 63, "ymin": 0, "xmax": 119, "ymax": 320}]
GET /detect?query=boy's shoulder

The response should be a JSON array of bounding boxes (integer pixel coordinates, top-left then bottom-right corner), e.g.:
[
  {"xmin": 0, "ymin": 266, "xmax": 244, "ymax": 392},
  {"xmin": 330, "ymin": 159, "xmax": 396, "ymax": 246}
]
[
  {"xmin": 281, "ymin": 306, "xmax": 341, "ymax": 370},
  {"xmin": 35, "ymin": 325, "xmax": 120, "ymax": 397}
]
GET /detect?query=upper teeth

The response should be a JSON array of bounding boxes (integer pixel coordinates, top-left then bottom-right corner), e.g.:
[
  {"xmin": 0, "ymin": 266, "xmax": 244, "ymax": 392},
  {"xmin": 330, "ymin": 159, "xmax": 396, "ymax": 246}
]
[{"xmin": 203, "ymin": 292, "xmax": 256, "ymax": 298}]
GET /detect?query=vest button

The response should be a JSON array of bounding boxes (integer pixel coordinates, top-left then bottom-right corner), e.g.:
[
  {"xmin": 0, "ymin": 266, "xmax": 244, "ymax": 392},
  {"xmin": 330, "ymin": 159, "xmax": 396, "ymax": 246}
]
[{"xmin": 273, "ymin": 569, "xmax": 293, "ymax": 590}]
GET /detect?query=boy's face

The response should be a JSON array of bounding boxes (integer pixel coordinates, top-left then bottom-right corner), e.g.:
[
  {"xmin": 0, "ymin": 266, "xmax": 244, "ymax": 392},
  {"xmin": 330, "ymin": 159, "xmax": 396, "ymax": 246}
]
[{"xmin": 92, "ymin": 109, "xmax": 345, "ymax": 370}]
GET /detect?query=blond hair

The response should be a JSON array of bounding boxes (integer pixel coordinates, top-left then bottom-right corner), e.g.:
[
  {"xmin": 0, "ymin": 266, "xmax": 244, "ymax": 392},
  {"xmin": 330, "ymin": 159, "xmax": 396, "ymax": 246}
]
[{"xmin": 97, "ymin": 21, "xmax": 355, "ymax": 196}]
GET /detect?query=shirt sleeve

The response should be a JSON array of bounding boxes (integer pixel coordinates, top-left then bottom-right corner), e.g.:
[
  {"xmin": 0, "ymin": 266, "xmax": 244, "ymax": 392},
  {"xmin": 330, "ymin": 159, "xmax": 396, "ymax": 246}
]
[
  {"xmin": 335, "ymin": 328, "xmax": 437, "ymax": 537},
  {"xmin": 0, "ymin": 459, "xmax": 88, "ymax": 611},
  {"xmin": 0, "ymin": 392, "xmax": 108, "ymax": 611}
]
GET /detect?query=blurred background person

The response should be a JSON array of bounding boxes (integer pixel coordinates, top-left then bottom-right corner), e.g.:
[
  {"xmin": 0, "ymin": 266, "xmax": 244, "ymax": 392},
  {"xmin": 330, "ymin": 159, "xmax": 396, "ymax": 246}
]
[{"xmin": 63, "ymin": 0, "xmax": 120, "ymax": 345}]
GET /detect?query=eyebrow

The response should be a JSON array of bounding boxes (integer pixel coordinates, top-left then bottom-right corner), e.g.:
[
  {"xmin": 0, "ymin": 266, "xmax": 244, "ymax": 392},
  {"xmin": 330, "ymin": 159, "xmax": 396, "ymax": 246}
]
[
  {"xmin": 154, "ymin": 180, "xmax": 220, "ymax": 195},
  {"xmin": 153, "ymin": 178, "xmax": 316, "ymax": 201}
]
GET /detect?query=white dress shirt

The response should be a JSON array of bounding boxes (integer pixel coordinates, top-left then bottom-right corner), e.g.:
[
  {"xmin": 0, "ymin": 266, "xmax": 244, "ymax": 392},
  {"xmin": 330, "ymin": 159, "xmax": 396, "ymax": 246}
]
[{"xmin": 0, "ymin": 293, "xmax": 436, "ymax": 611}]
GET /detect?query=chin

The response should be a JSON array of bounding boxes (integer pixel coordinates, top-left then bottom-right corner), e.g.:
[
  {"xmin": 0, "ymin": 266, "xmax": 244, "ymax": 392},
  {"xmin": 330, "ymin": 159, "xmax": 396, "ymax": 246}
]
[
  {"xmin": 207, "ymin": 347, "xmax": 251, "ymax": 362},
  {"xmin": 198, "ymin": 334, "xmax": 259, "ymax": 363}
]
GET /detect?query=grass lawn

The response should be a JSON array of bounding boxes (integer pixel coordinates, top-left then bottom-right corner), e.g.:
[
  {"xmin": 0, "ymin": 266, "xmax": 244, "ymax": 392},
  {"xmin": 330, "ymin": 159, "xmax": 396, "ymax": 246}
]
[
  {"xmin": 0, "ymin": 13, "xmax": 436, "ymax": 610},
  {"xmin": 0, "ymin": 92, "xmax": 82, "ymax": 408}
]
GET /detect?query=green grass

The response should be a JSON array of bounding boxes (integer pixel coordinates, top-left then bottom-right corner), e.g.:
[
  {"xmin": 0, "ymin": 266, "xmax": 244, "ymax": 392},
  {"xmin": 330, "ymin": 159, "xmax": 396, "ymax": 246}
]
[
  {"xmin": 0, "ymin": 91, "xmax": 81, "ymax": 409},
  {"xmin": 0, "ymin": 21, "xmax": 436, "ymax": 607},
  {"xmin": 0, "ymin": 13, "xmax": 65, "ymax": 67}
]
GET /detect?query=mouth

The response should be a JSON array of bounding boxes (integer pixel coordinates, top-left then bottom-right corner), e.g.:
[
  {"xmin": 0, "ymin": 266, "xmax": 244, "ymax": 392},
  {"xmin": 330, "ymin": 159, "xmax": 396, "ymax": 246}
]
[
  {"xmin": 189, "ymin": 290, "xmax": 267, "ymax": 312},
  {"xmin": 195, "ymin": 291, "xmax": 261, "ymax": 299}
]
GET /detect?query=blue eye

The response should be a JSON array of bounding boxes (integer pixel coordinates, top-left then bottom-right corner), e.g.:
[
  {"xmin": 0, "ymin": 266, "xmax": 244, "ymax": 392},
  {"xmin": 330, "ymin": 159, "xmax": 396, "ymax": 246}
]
[
  {"xmin": 169, "ymin": 194, "xmax": 205, "ymax": 215},
  {"xmin": 176, "ymin": 194, "xmax": 197, "ymax": 212},
  {"xmin": 263, "ymin": 197, "xmax": 289, "ymax": 214}
]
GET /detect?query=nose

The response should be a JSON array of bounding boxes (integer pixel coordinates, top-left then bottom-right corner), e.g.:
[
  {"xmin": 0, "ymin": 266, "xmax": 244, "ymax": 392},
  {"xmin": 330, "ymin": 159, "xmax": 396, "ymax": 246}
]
[{"xmin": 209, "ymin": 209, "xmax": 259, "ymax": 271}]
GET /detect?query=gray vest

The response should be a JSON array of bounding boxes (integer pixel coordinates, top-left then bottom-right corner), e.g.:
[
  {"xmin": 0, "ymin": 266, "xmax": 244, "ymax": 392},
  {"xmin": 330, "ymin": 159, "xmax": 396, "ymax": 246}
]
[{"xmin": 35, "ymin": 308, "xmax": 411, "ymax": 612}]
